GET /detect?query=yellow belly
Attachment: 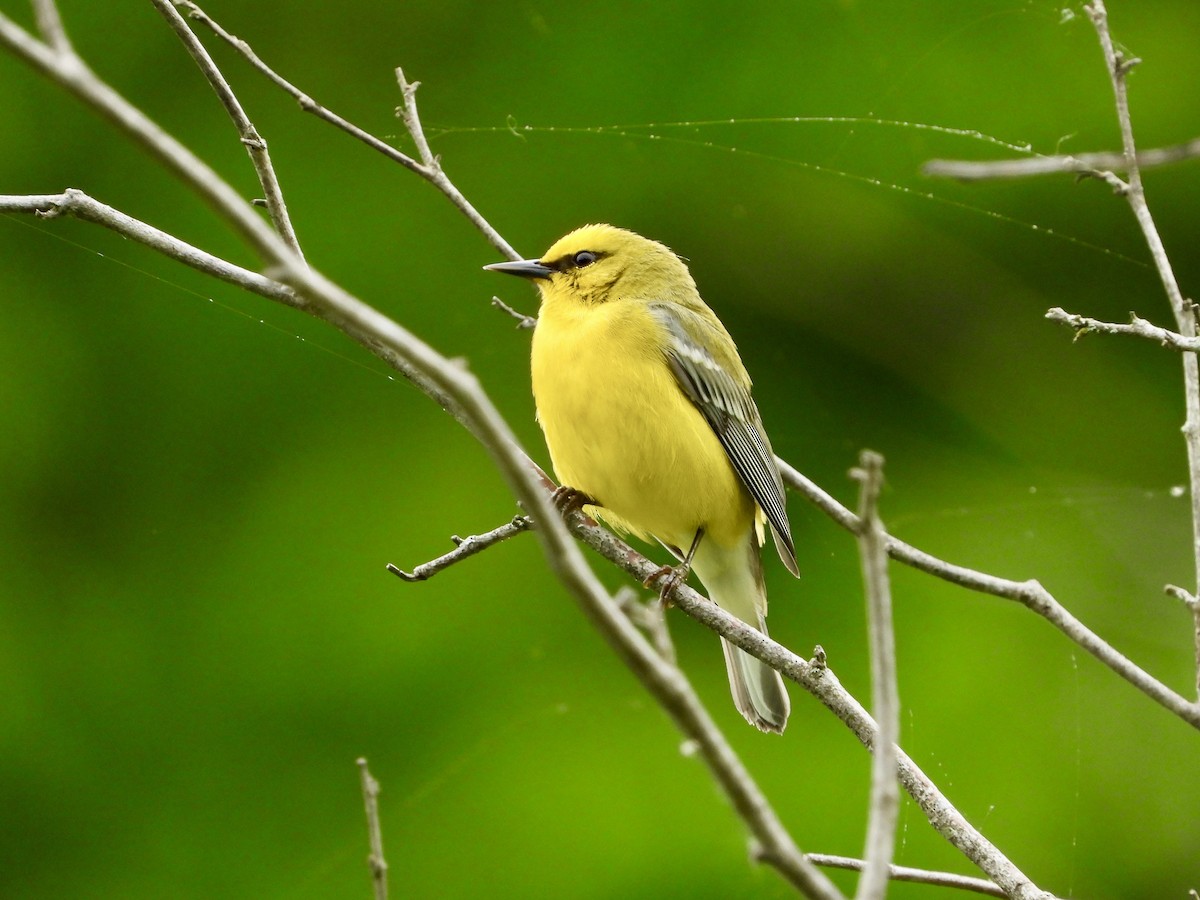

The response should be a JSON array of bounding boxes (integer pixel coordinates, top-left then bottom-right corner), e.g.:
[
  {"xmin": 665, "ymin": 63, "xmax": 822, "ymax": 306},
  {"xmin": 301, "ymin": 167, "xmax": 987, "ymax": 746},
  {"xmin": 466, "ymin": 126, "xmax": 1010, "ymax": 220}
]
[{"xmin": 531, "ymin": 296, "xmax": 754, "ymax": 552}]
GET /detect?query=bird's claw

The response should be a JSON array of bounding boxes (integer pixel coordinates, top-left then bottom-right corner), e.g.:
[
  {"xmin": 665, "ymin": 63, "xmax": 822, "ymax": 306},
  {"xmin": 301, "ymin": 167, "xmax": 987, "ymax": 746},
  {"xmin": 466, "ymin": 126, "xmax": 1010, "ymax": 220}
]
[
  {"xmin": 643, "ymin": 563, "xmax": 689, "ymax": 608},
  {"xmin": 551, "ymin": 485, "xmax": 596, "ymax": 518}
]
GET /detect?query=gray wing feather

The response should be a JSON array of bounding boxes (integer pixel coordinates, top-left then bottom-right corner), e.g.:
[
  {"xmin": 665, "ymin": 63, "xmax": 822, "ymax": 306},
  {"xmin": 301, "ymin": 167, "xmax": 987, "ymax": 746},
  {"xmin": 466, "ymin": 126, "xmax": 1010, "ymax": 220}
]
[{"xmin": 651, "ymin": 304, "xmax": 800, "ymax": 576}]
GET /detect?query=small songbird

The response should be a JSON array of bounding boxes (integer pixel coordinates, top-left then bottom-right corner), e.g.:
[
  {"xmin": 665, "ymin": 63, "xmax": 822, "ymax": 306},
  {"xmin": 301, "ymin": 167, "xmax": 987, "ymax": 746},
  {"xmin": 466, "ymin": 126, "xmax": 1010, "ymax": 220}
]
[{"xmin": 486, "ymin": 225, "xmax": 799, "ymax": 733}]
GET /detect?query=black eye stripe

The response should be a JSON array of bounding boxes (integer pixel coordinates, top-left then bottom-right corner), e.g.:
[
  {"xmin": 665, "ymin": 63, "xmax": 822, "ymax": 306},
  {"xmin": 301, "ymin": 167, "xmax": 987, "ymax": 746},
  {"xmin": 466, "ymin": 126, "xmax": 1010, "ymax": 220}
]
[{"xmin": 546, "ymin": 250, "xmax": 606, "ymax": 272}]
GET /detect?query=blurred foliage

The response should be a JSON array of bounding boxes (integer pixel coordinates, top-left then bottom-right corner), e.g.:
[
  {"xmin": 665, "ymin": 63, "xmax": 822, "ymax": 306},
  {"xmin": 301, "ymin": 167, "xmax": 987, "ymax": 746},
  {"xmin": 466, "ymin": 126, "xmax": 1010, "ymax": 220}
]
[{"xmin": 2, "ymin": 1, "xmax": 1199, "ymax": 897}]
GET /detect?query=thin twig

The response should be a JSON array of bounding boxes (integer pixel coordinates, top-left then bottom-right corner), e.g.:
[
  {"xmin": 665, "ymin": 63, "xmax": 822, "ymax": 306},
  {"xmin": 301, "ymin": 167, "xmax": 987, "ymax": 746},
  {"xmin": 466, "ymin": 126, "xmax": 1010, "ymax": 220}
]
[
  {"xmin": 154, "ymin": 0, "xmax": 304, "ymax": 261},
  {"xmin": 0, "ymin": 190, "xmax": 300, "ymax": 306},
  {"xmin": 807, "ymin": 855, "xmax": 1004, "ymax": 898},
  {"xmin": 1087, "ymin": 0, "xmax": 1200, "ymax": 699},
  {"xmin": 922, "ymin": 137, "xmax": 1200, "ymax": 181},
  {"xmin": 170, "ymin": 2, "xmax": 417, "ymax": 169},
  {"xmin": 32, "ymin": 0, "xmax": 72, "ymax": 55},
  {"xmin": 491, "ymin": 296, "xmax": 537, "ymax": 329},
  {"xmin": 1046, "ymin": 307, "xmax": 1200, "ymax": 351},
  {"xmin": 1165, "ymin": 584, "xmax": 1200, "ymax": 610},
  {"xmin": 850, "ymin": 452, "xmax": 900, "ymax": 900},
  {"xmin": 387, "ymin": 515, "xmax": 533, "ymax": 582},
  {"xmin": 395, "ymin": 68, "xmax": 437, "ymax": 169},
  {"xmin": 613, "ymin": 585, "xmax": 677, "ymax": 665},
  {"xmin": 356, "ymin": 758, "xmax": 388, "ymax": 900},
  {"xmin": 776, "ymin": 457, "xmax": 1200, "ymax": 730},
  {"xmin": 172, "ymin": 1, "xmax": 518, "ymax": 261}
]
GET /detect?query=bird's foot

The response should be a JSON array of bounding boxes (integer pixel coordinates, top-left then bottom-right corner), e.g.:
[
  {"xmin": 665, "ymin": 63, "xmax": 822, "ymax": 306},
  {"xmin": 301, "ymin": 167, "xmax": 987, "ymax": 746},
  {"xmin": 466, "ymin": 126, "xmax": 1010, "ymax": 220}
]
[
  {"xmin": 551, "ymin": 485, "xmax": 596, "ymax": 518},
  {"xmin": 642, "ymin": 562, "xmax": 690, "ymax": 608}
]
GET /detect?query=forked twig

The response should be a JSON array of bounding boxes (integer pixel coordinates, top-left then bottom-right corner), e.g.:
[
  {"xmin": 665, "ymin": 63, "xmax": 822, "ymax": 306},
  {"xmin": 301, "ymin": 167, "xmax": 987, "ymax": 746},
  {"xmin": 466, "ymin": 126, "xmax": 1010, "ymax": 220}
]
[
  {"xmin": 154, "ymin": 0, "xmax": 304, "ymax": 260},
  {"xmin": 173, "ymin": 0, "xmax": 518, "ymax": 260}
]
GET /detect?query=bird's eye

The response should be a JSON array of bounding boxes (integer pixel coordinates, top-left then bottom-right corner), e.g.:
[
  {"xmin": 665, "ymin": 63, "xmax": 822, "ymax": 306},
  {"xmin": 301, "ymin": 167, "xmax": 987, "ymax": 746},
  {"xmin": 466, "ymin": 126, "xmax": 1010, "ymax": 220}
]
[{"xmin": 573, "ymin": 250, "xmax": 597, "ymax": 268}]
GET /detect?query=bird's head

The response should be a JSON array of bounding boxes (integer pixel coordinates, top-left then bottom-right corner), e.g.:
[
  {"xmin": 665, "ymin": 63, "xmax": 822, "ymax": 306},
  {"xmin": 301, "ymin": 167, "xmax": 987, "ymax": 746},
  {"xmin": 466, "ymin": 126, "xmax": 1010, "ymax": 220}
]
[{"xmin": 485, "ymin": 224, "xmax": 696, "ymax": 306}]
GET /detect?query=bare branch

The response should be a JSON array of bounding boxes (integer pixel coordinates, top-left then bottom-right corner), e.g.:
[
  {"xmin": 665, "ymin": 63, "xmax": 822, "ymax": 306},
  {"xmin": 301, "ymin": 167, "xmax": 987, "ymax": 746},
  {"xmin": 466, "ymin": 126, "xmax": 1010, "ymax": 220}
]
[
  {"xmin": 614, "ymin": 585, "xmax": 677, "ymax": 665},
  {"xmin": 395, "ymin": 68, "xmax": 437, "ymax": 170},
  {"xmin": 173, "ymin": 1, "xmax": 518, "ymax": 261},
  {"xmin": 387, "ymin": 515, "xmax": 533, "ymax": 582},
  {"xmin": 1087, "ymin": 0, "xmax": 1200, "ymax": 699},
  {"xmin": 776, "ymin": 457, "xmax": 1200, "ymax": 729},
  {"xmin": 1166, "ymin": 584, "xmax": 1200, "ymax": 611},
  {"xmin": 0, "ymin": 190, "xmax": 298, "ymax": 306},
  {"xmin": 32, "ymin": 0, "xmax": 72, "ymax": 55},
  {"xmin": 1046, "ymin": 306, "xmax": 1200, "ymax": 351},
  {"xmin": 154, "ymin": 0, "xmax": 304, "ymax": 261},
  {"xmin": 850, "ymin": 451, "xmax": 900, "ymax": 900},
  {"xmin": 807, "ymin": 855, "xmax": 1005, "ymax": 898},
  {"xmin": 356, "ymin": 758, "xmax": 388, "ymax": 900},
  {"xmin": 923, "ymin": 137, "xmax": 1200, "ymax": 181},
  {"xmin": 170, "ymin": 2, "xmax": 419, "ymax": 171},
  {"xmin": 558, "ymin": 501, "xmax": 1051, "ymax": 900},
  {"xmin": 491, "ymin": 296, "xmax": 537, "ymax": 329}
]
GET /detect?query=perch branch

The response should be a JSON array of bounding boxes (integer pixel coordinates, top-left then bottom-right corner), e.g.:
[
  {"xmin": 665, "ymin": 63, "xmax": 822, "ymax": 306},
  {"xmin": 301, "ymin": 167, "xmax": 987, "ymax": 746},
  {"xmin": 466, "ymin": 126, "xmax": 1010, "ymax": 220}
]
[
  {"xmin": 850, "ymin": 452, "xmax": 900, "ymax": 900},
  {"xmin": 356, "ymin": 758, "xmax": 388, "ymax": 900},
  {"xmin": 387, "ymin": 515, "xmax": 533, "ymax": 582},
  {"xmin": 556, "ymin": 491, "xmax": 1051, "ymax": 899}
]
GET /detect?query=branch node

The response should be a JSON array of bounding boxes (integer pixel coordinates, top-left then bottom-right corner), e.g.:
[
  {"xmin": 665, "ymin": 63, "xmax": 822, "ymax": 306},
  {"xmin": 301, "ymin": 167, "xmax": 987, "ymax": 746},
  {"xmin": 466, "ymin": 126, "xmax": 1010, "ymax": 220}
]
[
  {"xmin": 1165, "ymin": 584, "xmax": 1200, "ymax": 611},
  {"xmin": 491, "ymin": 296, "xmax": 537, "ymax": 329},
  {"xmin": 385, "ymin": 562, "xmax": 423, "ymax": 582},
  {"xmin": 810, "ymin": 644, "xmax": 827, "ymax": 672},
  {"xmin": 1114, "ymin": 52, "xmax": 1142, "ymax": 76},
  {"xmin": 356, "ymin": 758, "xmax": 389, "ymax": 900}
]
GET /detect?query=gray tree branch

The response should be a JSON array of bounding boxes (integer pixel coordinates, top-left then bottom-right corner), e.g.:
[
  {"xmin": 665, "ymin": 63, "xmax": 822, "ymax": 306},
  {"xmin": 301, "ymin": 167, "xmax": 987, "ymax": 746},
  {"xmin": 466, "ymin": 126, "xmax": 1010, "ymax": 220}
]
[
  {"xmin": 923, "ymin": 137, "xmax": 1200, "ymax": 181},
  {"xmin": 1046, "ymin": 307, "xmax": 1200, "ymax": 352},
  {"xmin": 1086, "ymin": 0, "xmax": 1200, "ymax": 699},
  {"xmin": 850, "ymin": 452, "xmax": 900, "ymax": 900},
  {"xmin": 172, "ymin": 0, "xmax": 519, "ymax": 261},
  {"xmin": 153, "ymin": 0, "xmax": 304, "ymax": 261},
  {"xmin": 356, "ymin": 758, "xmax": 388, "ymax": 900}
]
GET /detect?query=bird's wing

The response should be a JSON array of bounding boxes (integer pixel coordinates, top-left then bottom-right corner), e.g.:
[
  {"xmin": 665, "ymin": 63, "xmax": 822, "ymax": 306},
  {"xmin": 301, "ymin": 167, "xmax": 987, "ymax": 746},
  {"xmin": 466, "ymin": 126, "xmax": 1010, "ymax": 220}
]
[{"xmin": 649, "ymin": 303, "xmax": 799, "ymax": 576}]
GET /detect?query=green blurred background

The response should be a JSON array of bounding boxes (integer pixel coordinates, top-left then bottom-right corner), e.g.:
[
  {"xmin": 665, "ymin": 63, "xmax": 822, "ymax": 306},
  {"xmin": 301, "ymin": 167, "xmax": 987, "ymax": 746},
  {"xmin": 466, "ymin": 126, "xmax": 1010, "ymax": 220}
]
[{"xmin": 3, "ymin": 1, "xmax": 1199, "ymax": 897}]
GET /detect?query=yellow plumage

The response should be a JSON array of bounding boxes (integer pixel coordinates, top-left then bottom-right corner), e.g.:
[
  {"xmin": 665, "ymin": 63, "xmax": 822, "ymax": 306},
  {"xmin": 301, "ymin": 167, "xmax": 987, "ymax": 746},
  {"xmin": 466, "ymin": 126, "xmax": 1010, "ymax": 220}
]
[{"xmin": 487, "ymin": 224, "xmax": 798, "ymax": 733}]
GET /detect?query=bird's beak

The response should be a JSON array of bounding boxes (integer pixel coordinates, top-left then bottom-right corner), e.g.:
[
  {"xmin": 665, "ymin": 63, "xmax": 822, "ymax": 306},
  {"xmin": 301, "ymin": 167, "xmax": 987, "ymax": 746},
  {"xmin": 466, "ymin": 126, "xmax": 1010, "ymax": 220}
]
[{"xmin": 483, "ymin": 258, "xmax": 554, "ymax": 280}]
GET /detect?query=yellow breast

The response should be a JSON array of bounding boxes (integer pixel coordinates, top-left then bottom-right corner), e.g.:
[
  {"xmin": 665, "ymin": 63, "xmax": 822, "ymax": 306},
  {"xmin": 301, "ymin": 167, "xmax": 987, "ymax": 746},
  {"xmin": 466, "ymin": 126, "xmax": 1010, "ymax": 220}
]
[{"xmin": 531, "ymin": 294, "xmax": 754, "ymax": 551}]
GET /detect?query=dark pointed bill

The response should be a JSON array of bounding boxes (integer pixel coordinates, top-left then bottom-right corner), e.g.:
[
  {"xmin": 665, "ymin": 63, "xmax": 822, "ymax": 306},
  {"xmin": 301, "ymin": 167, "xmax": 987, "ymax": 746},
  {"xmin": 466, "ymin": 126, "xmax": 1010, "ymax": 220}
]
[{"xmin": 483, "ymin": 259, "xmax": 554, "ymax": 279}]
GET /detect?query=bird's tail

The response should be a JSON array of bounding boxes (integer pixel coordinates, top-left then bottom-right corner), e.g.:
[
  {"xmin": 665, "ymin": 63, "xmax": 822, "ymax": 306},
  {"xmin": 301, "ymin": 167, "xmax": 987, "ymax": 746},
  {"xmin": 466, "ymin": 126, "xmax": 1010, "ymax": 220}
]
[
  {"xmin": 720, "ymin": 627, "xmax": 790, "ymax": 734},
  {"xmin": 695, "ymin": 537, "xmax": 790, "ymax": 734}
]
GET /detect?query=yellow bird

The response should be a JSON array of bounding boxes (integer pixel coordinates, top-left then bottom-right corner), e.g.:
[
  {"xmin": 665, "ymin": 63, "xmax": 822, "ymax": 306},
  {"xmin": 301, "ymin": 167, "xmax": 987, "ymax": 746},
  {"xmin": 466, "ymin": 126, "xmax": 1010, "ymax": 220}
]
[{"xmin": 486, "ymin": 224, "xmax": 799, "ymax": 733}]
